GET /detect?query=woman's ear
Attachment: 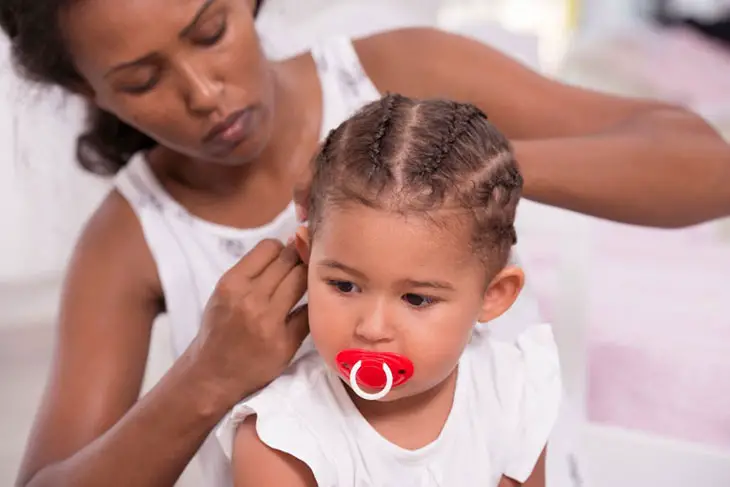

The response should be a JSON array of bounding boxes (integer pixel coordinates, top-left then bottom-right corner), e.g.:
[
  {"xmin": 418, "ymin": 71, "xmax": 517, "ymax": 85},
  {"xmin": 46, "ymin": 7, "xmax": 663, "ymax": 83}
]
[
  {"xmin": 293, "ymin": 225, "xmax": 311, "ymax": 265},
  {"xmin": 477, "ymin": 266, "xmax": 525, "ymax": 324}
]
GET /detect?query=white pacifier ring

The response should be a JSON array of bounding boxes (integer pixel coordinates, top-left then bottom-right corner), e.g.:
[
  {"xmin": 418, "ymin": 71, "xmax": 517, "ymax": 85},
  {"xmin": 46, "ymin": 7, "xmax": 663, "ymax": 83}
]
[{"xmin": 349, "ymin": 360, "xmax": 393, "ymax": 401}]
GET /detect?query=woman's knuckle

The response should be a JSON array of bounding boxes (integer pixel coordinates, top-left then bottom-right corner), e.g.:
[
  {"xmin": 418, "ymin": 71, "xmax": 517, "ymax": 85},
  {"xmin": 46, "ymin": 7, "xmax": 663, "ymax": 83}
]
[
  {"xmin": 215, "ymin": 275, "xmax": 237, "ymax": 296},
  {"xmin": 239, "ymin": 291, "xmax": 266, "ymax": 317},
  {"xmin": 259, "ymin": 238, "xmax": 284, "ymax": 254}
]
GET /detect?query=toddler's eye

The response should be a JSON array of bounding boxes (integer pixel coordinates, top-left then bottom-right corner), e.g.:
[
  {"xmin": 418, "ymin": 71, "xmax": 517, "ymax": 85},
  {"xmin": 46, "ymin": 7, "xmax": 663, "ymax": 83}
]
[
  {"xmin": 402, "ymin": 293, "xmax": 433, "ymax": 308},
  {"xmin": 328, "ymin": 280, "xmax": 359, "ymax": 294}
]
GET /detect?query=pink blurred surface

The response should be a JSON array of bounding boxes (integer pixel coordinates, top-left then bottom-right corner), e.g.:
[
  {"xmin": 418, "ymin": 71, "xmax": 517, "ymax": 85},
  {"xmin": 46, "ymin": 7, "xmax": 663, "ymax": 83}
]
[
  {"xmin": 610, "ymin": 26, "xmax": 730, "ymax": 119},
  {"xmin": 521, "ymin": 220, "xmax": 730, "ymax": 449},
  {"xmin": 573, "ymin": 25, "xmax": 730, "ymax": 125}
]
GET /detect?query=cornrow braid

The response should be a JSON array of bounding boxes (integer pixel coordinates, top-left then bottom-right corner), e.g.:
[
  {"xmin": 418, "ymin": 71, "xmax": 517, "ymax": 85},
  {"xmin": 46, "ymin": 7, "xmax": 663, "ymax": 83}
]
[
  {"xmin": 308, "ymin": 94, "xmax": 522, "ymax": 274},
  {"xmin": 368, "ymin": 94, "xmax": 399, "ymax": 177},
  {"xmin": 418, "ymin": 102, "xmax": 458, "ymax": 177},
  {"xmin": 428, "ymin": 103, "xmax": 488, "ymax": 174}
]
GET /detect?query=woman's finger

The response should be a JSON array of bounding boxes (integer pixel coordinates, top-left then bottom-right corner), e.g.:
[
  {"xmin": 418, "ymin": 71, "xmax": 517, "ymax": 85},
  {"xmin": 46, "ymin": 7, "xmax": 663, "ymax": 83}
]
[
  {"xmin": 228, "ymin": 239, "xmax": 286, "ymax": 280},
  {"xmin": 271, "ymin": 263, "xmax": 308, "ymax": 320},
  {"xmin": 283, "ymin": 304, "xmax": 310, "ymax": 358},
  {"xmin": 254, "ymin": 243, "xmax": 301, "ymax": 297}
]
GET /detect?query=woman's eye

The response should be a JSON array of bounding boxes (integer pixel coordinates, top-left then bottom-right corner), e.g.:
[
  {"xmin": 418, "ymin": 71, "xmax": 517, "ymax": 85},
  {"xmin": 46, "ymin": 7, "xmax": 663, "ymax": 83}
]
[
  {"xmin": 195, "ymin": 20, "xmax": 227, "ymax": 46},
  {"xmin": 402, "ymin": 293, "xmax": 434, "ymax": 308},
  {"xmin": 328, "ymin": 280, "xmax": 359, "ymax": 294},
  {"xmin": 121, "ymin": 76, "xmax": 159, "ymax": 94}
]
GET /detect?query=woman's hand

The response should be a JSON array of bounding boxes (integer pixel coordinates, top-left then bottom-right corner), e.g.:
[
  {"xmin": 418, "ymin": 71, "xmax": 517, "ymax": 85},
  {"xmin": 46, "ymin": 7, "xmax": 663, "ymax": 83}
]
[
  {"xmin": 190, "ymin": 238, "xmax": 309, "ymax": 407},
  {"xmin": 17, "ymin": 213, "xmax": 309, "ymax": 487},
  {"xmin": 16, "ymin": 193, "xmax": 308, "ymax": 487}
]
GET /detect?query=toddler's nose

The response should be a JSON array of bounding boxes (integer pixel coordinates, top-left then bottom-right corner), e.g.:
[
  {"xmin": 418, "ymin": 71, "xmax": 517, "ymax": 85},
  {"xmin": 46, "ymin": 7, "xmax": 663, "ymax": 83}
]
[{"xmin": 353, "ymin": 304, "xmax": 394, "ymax": 344}]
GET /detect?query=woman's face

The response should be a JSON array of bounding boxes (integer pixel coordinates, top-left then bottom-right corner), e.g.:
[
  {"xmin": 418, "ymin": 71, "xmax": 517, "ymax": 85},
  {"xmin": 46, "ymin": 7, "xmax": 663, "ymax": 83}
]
[{"xmin": 62, "ymin": 0, "xmax": 274, "ymax": 164}]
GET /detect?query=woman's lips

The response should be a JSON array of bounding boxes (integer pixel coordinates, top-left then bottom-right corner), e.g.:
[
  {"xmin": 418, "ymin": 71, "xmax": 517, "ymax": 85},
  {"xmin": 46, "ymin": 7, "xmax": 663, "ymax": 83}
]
[{"xmin": 202, "ymin": 108, "xmax": 255, "ymax": 156}]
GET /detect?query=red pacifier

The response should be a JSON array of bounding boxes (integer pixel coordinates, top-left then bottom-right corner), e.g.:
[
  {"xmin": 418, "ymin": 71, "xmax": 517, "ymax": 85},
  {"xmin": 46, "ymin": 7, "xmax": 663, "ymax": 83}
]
[{"xmin": 335, "ymin": 349, "xmax": 414, "ymax": 401}]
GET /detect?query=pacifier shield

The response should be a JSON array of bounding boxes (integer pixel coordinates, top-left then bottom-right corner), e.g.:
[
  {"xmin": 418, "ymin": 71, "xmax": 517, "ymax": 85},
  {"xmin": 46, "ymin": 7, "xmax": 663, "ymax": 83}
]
[{"xmin": 335, "ymin": 349, "xmax": 414, "ymax": 389}]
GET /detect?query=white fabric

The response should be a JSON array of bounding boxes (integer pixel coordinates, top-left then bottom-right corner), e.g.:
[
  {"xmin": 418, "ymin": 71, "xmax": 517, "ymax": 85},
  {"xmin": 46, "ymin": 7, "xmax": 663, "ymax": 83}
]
[
  {"xmin": 217, "ymin": 324, "xmax": 562, "ymax": 486},
  {"xmin": 113, "ymin": 35, "xmax": 572, "ymax": 487}
]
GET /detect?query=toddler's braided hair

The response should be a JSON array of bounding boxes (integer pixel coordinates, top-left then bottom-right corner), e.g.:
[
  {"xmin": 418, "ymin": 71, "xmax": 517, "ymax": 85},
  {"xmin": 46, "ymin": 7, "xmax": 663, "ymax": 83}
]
[{"xmin": 310, "ymin": 94, "xmax": 523, "ymax": 270}]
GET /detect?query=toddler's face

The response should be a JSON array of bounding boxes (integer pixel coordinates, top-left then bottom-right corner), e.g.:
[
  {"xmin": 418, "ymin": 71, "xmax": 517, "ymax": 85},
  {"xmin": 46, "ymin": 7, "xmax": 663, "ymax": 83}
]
[{"xmin": 301, "ymin": 204, "xmax": 522, "ymax": 402}]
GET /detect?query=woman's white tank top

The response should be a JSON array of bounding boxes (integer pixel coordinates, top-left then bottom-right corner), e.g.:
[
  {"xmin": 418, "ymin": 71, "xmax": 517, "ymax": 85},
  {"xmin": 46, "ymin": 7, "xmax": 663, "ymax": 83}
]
[{"xmin": 113, "ymin": 36, "xmax": 547, "ymax": 487}]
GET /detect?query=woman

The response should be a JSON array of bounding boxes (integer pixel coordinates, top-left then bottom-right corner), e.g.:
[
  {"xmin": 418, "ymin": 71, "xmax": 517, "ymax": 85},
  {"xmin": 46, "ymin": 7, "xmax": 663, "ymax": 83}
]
[{"xmin": 2, "ymin": 0, "xmax": 728, "ymax": 486}]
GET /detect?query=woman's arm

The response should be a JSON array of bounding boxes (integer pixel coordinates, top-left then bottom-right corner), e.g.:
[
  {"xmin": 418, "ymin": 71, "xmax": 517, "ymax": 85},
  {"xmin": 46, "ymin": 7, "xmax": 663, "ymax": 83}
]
[
  {"xmin": 16, "ymin": 192, "xmax": 221, "ymax": 487},
  {"xmin": 17, "ymin": 192, "xmax": 309, "ymax": 487},
  {"xmin": 357, "ymin": 28, "xmax": 730, "ymax": 228},
  {"xmin": 232, "ymin": 416, "xmax": 317, "ymax": 487}
]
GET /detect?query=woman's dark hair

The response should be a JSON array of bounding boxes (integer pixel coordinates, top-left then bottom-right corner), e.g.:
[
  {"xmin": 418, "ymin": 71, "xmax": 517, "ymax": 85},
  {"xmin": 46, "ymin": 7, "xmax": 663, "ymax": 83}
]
[
  {"xmin": 0, "ymin": 0, "xmax": 266, "ymax": 176},
  {"xmin": 309, "ymin": 94, "xmax": 523, "ymax": 270}
]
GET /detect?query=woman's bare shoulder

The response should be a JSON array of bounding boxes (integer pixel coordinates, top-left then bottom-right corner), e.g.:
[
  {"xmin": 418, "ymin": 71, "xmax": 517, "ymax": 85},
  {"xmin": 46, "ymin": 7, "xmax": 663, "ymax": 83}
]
[
  {"xmin": 72, "ymin": 188, "xmax": 162, "ymax": 302},
  {"xmin": 15, "ymin": 189, "xmax": 164, "ymax": 486}
]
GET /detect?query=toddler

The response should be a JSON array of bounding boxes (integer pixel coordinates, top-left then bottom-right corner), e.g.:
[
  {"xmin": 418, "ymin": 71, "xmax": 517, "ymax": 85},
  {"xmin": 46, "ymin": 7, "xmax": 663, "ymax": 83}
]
[{"xmin": 217, "ymin": 94, "xmax": 562, "ymax": 486}]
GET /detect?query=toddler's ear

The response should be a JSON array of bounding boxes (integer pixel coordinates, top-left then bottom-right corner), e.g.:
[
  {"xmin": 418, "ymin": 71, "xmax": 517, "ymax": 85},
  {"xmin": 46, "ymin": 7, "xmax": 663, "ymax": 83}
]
[
  {"xmin": 293, "ymin": 225, "xmax": 311, "ymax": 265},
  {"xmin": 477, "ymin": 266, "xmax": 524, "ymax": 324}
]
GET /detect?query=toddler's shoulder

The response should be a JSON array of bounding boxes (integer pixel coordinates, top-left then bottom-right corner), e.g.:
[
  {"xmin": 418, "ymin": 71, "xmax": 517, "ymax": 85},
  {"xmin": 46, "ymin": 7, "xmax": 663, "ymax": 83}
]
[
  {"xmin": 216, "ymin": 348, "xmax": 347, "ymax": 486},
  {"xmin": 464, "ymin": 323, "xmax": 562, "ymax": 483}
]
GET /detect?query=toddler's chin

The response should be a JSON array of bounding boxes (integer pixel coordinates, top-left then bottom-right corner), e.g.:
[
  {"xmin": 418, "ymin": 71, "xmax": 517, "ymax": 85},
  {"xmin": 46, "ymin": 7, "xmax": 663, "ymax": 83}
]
[{"xmin": 348, "ymin": 383, "xmax": 415, "ymax": 403}]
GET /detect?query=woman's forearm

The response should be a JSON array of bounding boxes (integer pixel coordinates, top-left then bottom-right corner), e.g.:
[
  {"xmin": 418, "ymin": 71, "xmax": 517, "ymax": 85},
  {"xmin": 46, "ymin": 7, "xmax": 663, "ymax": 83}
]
[
  {"xmin": 516, "ymin": 108, "xmax": 730, "ymax": 228},
  {"xmin": 21, "ymin": 351, "xmax": 237, "ymax": 487}
]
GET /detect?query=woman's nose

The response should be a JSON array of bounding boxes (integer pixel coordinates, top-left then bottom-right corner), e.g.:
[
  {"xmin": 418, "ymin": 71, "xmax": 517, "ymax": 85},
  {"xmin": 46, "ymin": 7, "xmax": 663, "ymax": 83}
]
[{"xmin": 179, "ymin": 60, "xmax": 222, "ymax": 116}]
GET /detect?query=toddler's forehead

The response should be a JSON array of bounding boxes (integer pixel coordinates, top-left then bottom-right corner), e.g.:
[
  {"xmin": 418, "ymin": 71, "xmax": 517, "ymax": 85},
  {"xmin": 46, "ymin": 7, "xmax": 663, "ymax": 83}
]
[{"xmin": 314, "ymin": 205, "xmax": 479, "ymax": 268}]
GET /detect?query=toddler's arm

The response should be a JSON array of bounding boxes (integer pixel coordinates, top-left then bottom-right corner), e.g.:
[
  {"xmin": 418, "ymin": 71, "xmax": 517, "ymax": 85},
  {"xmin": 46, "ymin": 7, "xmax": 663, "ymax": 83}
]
[
  {"xmin": 232, "ymin": 415, "xmax": 318, "ymax": 487},
  {"xmin": 499, "ymin": 448, "xmax": 547, "ymax": 487}
]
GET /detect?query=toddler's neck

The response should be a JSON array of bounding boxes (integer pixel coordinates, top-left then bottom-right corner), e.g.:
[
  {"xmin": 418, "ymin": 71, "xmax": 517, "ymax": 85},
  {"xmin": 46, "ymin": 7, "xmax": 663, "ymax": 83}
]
[{"xmin": 345, "ymin": 367, "xmax": 459, "ymax": 451}]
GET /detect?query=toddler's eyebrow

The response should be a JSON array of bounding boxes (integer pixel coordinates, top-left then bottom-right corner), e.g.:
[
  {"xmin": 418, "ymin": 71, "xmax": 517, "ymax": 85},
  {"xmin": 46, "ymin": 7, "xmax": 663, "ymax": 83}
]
[
  {"xmin": 318, "ymin": 260, "xmax": 454, "ymax": 291},
  {"xmin": 318, "ymin": 260, "xmax": 367, "ymax": 280},
  {"xmin": 400, "ymin": 279, "xmax": 454, "ymax": 291}
]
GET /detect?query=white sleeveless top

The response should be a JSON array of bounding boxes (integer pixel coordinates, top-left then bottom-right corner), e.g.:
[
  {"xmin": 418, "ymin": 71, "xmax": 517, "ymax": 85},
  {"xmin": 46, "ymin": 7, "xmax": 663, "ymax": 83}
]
[
  {"xmin": 216, "ymin": 324, "xmax": 562, "ymax": 487},
  {"xmin": 113, "ymin": 36, "xmax": 555, "ymax": 487}
]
